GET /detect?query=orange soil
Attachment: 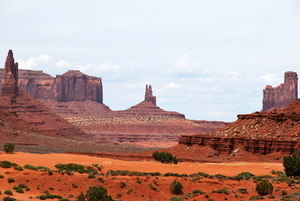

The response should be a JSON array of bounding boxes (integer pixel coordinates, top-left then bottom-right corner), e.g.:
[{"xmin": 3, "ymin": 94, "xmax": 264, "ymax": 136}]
[{"xmin": 0, "ymin": 152, "xmax": 287, "ymax": 201}]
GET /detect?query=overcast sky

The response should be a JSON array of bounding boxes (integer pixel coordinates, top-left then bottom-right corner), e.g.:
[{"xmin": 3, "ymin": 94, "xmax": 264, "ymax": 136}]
[{"xmin": 0, "ymin": 1, "xmax": 299, "ymax": 122}]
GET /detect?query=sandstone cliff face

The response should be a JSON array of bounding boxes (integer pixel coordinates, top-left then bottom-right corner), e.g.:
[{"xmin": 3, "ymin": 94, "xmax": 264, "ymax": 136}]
[
  {"xmin": 262, "ymin": 71, "xmax": 298, "ymax": 111},
  {"xmin": 1, "ymin": 69, "xmax": 103, "ymax": 103},
  {"xmin": 0, "ymin": 50, "xmax": 88, "ymax": 139},
  {"xmin": 144, "ymin": 85, "xmax": 156, "ymax": 105},
  {"xmin": 179, "ymin": 99, "xmax": 300, "ymax": 156}
]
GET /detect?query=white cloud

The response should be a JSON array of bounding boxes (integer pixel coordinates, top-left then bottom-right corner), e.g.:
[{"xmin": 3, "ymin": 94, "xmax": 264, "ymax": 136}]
[
  {"xmin": 157, "ymin": 82, "xmax": 180, "ymax": 93},
  {"xmin": 260, "ymin": 74, "xmax": 278, "ymax": 82},
  {"xmin": 227, "ymin": 71, "xmax": 239, "ymax": 76},
  {"xmin": 167, "ymin": 54, "xmax": 198, "ymax": 76},
  {"xmin": 56, "ymin": 60, "xmax": 71, "ymax": 67},
  {"xmin": 16, "ymin": 55, "xmax": 52, "ymax": 69}
]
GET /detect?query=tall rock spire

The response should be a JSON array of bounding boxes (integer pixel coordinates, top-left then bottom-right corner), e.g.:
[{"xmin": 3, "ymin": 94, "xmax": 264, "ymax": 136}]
[
  {"xmin": 262, "ymin": 71, "xmax": 298, "ymax": 111},
  {"xmin": 2, "ymin": 50, "xmax": 19, "ymax": 96},
  {"xmin": 144, "ymin": 84, "xmax": 156, "ymax": 105}
]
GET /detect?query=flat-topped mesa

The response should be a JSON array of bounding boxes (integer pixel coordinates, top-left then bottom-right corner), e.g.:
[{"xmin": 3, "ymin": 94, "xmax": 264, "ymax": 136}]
[
  {"xmin": 2, "ymin": 50, "xmax": 18, "ymax": 96},
  {"xmin": 262, "ymin": 71, "xmax": 298, "ymax": 111},
  {"xmin": 144, "ymin": 84, "xmax": 156, "ymax": 105},
  {"xmin": 55, "ymin": 70, "xmax": 102, "ymax": 102}
]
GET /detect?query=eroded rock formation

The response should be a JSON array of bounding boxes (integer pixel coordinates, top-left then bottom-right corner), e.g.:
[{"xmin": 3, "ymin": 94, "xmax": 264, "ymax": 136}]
[
  {"xmin": 1, "ymin": 69, "xmax": 103, "ymax": 103},
  {"xmin": 113, "ymin": 85, "xmax": 185, "ymax": 118},
  {"xmin": 262, "ymin": 71, "xmax": 298, "ymax": 111},
  {"xmin": 0, "ymin": 50, "xmax": 88, "ymax": 139},
  {"xmin": 145, "ymin": 85, "xmax": 156, "ymax": 105},
  {"xmin": 179, "ymin": 99, "xmax": 300, "ymax": 156},
  {"xmin": 2, "ymin": 50, "xmax": 18, "ymax": 96}
]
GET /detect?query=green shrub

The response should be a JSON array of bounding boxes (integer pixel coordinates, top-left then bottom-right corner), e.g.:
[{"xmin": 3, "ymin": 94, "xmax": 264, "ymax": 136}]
[
  {"xmin": 14, "ymin": 166, "xmax": 23, "ymax": 171},
  {"xmin": 256, "ymin": 180, "xmax": 273, "ymax": 196},
  {"xmin": 170, "ymin": 179, "xmax": 183, "ymax": 195},
  {"xmin": 55, "ymin": 163, "xmax": 98, "ymax": 174},
  {"xmin": 87, "ymin": 174, "xmax": 95, "ymax": 179},
  {"xmin": 18, "ymin": 183, "xmax": 27, "ymax": 188},
  {"xmin": 15, "ymin": 187, "xmax": 24, "ymax": 193},
  {"xmin": 39, "ymin": 195, "xmax": 46, "ymax": 200},
  {"xmin": 152, "ymin": 151, "xmax": 178, "ymax": 164},
  {"xmin": 78, "ymin": 186, "xmax": 113, "ymax": 201},
  {"xmin": 238, "ymin": 187, "xmax": 248, "ymax": 194},
  {"xmin": 283, "ymin": 150, "xmax": 300, "ymax": 177},
  {"xmin": 0, "ymin": 174, "xmax": 4, "ymax": 178},
  {"xmin": 4, "ymin": 190, "xmax": 13, "ymax": 195},
  {"xmin": 136, "ymin": 180, "xmax": 142, "ymax": 184},
  {"xmin": 98, "ymin": 177, "xmax": 105, "ymax": 183},
  {"xmin": 4, "ymin": 143, "xmax": 15, "ymax": 154},
  {"xmin": 24, "ymin": 164, "xmax": 38, "ymax": 170},
  {"xmin": 72, "ymin": 183, "xmax": 78, "ymax": 188},
  {"xmin": 3, "ymin": 197, "xmax": 16, "ymax": 201},
  {"xmin": 212, "ymin": 188, "xmax": 230, "ymax": 195},
  {"xmin": 59, "ymin": 199, "xmax": 70, "ymax": 201},
  {"xmin": 0, "ymin": 161, "xmax": 18, "ymax": 168},
  {"xmin": 237, "ymin": 172, "xmax": 255, "ymax": 180},
  {"xmin": 119, "ymin": 182, "xmax": 126, "ymax": 188},
  {"xmin": 169, "ymin": 196, "xmax": 182, "ymax": 201},
  {"xmin": 7, "ymin": 178, "xmax": 15, "ymax": 183},
  {"xmin": 192, "ymin": 189, "xmax": 205, "ymax": 195}
]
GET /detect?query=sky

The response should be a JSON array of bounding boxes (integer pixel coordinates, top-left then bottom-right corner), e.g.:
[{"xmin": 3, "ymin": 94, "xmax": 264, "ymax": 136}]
[{"xmin": 0, "ymin": 1, "xmax": 299, "ymax": 122}]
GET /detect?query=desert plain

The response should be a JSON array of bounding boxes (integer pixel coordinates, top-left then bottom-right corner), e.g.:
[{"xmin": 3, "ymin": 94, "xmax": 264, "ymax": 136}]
[{"xmin": 0, "ymin": 151, "xmax": 292, "ymax": 201}]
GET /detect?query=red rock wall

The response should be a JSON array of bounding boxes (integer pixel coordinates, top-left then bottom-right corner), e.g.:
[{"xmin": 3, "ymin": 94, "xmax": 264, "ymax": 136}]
[
  {"xmin": 0, "ymin": 69, "xmax": 103, "ymax": 103},
  {"xmin": 262, "ymin": 71, "xmax": 298, "ymax": 111},
  {"xmin": 179, "ymin": 135, "xmax": 299, "ymax": 155}
]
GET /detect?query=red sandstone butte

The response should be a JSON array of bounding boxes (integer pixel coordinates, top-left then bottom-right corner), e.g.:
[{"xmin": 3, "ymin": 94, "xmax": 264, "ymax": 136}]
[
  {"xmin": 0, "ymin": 50, "xmax": 88, "ymax": 139},
  {"xmin": 262, "ymin": 71, "xmax": 298, "ymax": 111}
]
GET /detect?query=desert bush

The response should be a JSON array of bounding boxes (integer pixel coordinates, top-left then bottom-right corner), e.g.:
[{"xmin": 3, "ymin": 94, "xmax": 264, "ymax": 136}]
[
  {"xmin": 238, "ymin": 187, "xmax": 248, "ymax": 194},
  {"xmin": 15, "ymin": 187, "xmax": 24, "ymax": 193},
  {"xmin": 136, "ymin": 180, "xmax": 142, "ymax": 184},
  {"xmin": 192, "ymin": 189, "xmax": 205, "ymax": 195},
  {"xmin": 212, "ymin": 188, "xmax": 229, "ymax": 195},
  {"xmin": 237, "ymin": 172, "xmax": 255, "ymax": 180},
  {"xmin": 0, "ymin": 161, "xmax": 18, "ymax": 168},
  {"xmin": 290, "ymin": 191, "xmax": 300, "ymax": 198},
  {"xmin": 98, "ymin": 177, "xmax": 105, "ymax": 183},
  {"xmin": 152, "ymin": 151, "xmax": 178, "ymax": 164},
  {"xmin": 215, "ymin": 174, "xmax": 227, "ymax": 180},
  {"xmin": 24, "ymin": 164, "xmax": 38, "ymax": 170},
  {"xmin": 3, "ymin": 197, "xmax": 16, "ymax": 201},
  {"xmin": 13, "ymin": 166, "xmax": 23, "ymax": 171},
  {"xmin": 87, "ymin": 174, "xmax": 95, "ymax": 179},
  {"xmin": 170, "ymin": 179, "xmax": 183, "ymax": 195},
  {"xmin": 287, "ymin": 179, "xmax": 295, "ymax": 187},
  {"xmin": 281, "ymin": 190, "xmax": 287, "ymax": 196},
  {"xmin": 119, "ymin": 182, "xmax": 126, "ymax": 188},
  {"xmin": 4, "ymin": 190, "xmax": 13, "ymax": 195},
  {"xmin": 58, "ymin": 199, "xmax": 70, "ymax": 201},
  {"xmin": 169, "ymin": 196, "xmax": 182, "ymax": 201},
  {"xmin": 4, "ymin": 143, "xmax": 15, "ymax": 154},
  {"xmin": 256, "ymin": 180, "xmax": 273, "ymax": 196},
  {"xmin": 126, "ymin": 189, "xmax": 133, "ymax": 194},
  {"xmin": 55, "ymin": 163, "xmax": 97, "ymax": 174},
  {"xmin": 18, "ymin": 183, "xmax": 27, "ymax": 188},
  {"xmin": 37, "ymin": 166, "xmax": 51, "ymax": 172},
  {"xmin": 75, "ymin": 186, "xmax": 113, "ymax": 201},
  {"xmin": 283, "ymin": 150, "xmax": 300, "ymax": 177},
  {"xmin": 7, "ymin": 178, "xmax": 15, "ymax": 183},
  {"xmin": 72, "ymin": 183, "xmax": 78, "ymax": 188},
  {"xmin": 0, "ymin": 175, "xmax": 4, "ymax": 178},
  {"xmin": 149, "ymin": 184, "xmax": 158, "ymax": 191}
]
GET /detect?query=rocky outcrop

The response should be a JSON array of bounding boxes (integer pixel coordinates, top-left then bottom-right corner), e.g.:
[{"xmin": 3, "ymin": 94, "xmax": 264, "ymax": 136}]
[
  {"xmin": 54, "ymin": 70, "xmax": 102, "ymax": 102},
  {"xmin": 1, "ymin": 69, "xmax": 103, "ymax": 103},
  {"xmin": 2, "ymin": 50, "xmax": 18, "ymax": 96},
  {"xmin": 262, "ymin": 71, "xmax": 298, "ymax": 111},
  {"xmin": 145, "ymin": 85, "xmax": 156, "ymax": 105},
  {"xmin": 179, "ymin": 98, "xmax": 300, "ymax": 156},
  {"xmin": 112, "ymin": 85, "xmax": 185, "ymax": 118},
  {"xmin": 0, "ymin": 50, "xmax": 88, "ymax": 139}
]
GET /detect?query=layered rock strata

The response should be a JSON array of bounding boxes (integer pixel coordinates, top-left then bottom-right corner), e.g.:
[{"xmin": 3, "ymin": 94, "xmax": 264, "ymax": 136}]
[
  {"xmin": 0, "ymin": 69, "xmax": 103, "ymax": 103},
  {"xmin": 262, "ymin": 71, "xmax": 298, "ymax": 111},
  {"xmin": 179, "ymin": 99, "xmax": 300, "ymax": 156},
  {"xmin": 0, "ymin": 50, "xmax": 87, "ymax": 139}
]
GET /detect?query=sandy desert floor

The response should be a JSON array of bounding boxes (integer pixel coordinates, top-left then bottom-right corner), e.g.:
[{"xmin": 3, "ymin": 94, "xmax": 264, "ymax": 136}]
[{"xmin": 0, "ymin": 152, "xmax": 295, "ymax": 201}]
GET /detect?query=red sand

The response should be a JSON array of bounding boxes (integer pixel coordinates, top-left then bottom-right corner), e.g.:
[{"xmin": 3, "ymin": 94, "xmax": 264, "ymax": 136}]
[{"xmin": 0, "ymin": 152, "xmax": 287, "ymax": 201}]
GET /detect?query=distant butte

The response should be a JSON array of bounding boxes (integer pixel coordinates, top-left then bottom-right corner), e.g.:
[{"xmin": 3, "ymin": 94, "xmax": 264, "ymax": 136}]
[
  {"xmin": 262, "ymin": 71, "xmax": 298, "ymax": 111},
  {"xmin": 0, "ymin": 50, "xmax": 88, "ymax": 139}
]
